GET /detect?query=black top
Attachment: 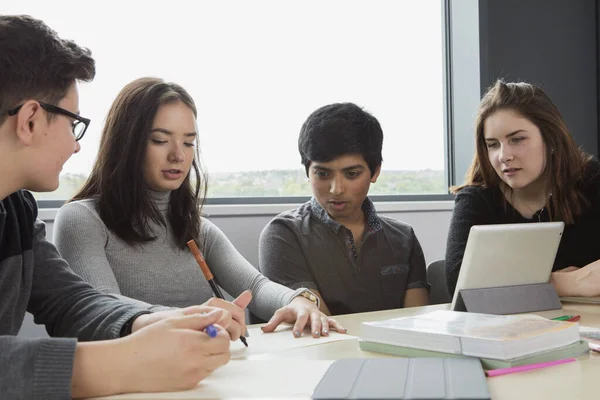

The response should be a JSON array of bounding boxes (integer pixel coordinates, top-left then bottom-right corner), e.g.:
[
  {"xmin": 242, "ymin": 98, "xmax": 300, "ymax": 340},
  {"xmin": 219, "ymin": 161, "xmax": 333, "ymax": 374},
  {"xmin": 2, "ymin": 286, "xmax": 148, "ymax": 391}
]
[{"xmin": 445, "ymin": 160, "xmax": 600, "ymax": 295}]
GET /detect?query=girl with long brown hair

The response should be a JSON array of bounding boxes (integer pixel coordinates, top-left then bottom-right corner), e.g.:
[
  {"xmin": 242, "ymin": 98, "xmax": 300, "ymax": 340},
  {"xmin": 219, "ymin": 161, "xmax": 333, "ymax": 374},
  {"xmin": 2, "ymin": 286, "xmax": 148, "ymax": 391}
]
[
  {"xmin": 446, "ymin": 80, "xmax": 600, "ymax": 297},
  {"xmin": 53, "ymin": 77, "xmax": 345, "ymax": 339}
]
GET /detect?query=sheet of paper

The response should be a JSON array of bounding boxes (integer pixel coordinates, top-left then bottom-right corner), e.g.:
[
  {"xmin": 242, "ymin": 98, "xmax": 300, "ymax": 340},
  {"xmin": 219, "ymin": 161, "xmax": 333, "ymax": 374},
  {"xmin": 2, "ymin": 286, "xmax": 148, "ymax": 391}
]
[
  {"xmin": 88, "ymin": 360, "xmax": 333, "ymax": 399},
  {"xmin": 231, "ymin": 324, "xmax": 357, "ymax": 359}
]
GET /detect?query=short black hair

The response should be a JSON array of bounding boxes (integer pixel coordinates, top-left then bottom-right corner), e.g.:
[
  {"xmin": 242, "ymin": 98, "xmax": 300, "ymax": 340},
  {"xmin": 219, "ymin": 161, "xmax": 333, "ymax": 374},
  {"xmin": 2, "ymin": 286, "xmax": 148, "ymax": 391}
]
[
  {"xmin": 298, "ymin": 102, "xmax": 383, "ymax": 177},
  {"xmin": 0, "ymin": 15, "xmax": 95, "ymax": 125}
]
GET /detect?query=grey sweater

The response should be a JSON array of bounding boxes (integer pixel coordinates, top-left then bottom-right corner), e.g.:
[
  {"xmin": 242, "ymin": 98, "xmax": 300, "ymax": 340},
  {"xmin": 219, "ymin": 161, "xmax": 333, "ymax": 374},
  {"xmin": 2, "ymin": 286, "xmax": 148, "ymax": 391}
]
[
  {"xmin": 53, "ymin": 190, "xmax": 297, "ymax": 321},
  {"xmin": 0, "ymin": 190, "xmax": 147, "ymax": 400}
]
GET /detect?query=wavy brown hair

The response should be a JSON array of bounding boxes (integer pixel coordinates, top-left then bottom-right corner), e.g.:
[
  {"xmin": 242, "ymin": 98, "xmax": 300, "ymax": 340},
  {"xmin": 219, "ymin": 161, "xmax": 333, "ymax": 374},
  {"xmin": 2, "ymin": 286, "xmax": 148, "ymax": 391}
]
[
  {"xmin": 452, "ymin": 80, "xmax": 592, "ymax": 224},
  {"xmin": 71, "ymin": 77, "xmax": 206, "ymax": 248}
]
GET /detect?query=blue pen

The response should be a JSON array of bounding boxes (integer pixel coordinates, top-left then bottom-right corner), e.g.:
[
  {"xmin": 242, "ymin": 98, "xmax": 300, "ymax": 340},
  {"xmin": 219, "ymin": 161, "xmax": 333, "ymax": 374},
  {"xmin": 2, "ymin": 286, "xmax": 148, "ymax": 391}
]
[{"xmin": 205, "ymin": 324, "xmax": 218, "ymax": 338}]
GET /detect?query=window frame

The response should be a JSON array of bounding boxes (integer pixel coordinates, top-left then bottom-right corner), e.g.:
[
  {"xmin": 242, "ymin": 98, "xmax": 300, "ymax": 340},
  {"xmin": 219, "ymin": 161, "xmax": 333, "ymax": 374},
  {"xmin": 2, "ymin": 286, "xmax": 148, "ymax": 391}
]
[{"xmin": 37, "ymin": 0, "xmax": 480, "ymax": 210}]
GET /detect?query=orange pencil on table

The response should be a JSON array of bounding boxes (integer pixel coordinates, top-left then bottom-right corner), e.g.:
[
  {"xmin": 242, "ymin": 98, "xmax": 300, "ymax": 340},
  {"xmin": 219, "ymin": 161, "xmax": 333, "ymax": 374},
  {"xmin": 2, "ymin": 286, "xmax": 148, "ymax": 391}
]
[{"xmin": 187, "ymin": 239, "xmax": 248, "ymax": 347}]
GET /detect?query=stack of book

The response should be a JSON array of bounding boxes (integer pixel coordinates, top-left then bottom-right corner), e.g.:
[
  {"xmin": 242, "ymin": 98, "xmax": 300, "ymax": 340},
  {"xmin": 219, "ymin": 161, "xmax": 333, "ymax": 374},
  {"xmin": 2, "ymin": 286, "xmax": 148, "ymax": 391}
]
[{"xmin": 360, "ymin": 310, "xmax": 588, "ymax": 369}]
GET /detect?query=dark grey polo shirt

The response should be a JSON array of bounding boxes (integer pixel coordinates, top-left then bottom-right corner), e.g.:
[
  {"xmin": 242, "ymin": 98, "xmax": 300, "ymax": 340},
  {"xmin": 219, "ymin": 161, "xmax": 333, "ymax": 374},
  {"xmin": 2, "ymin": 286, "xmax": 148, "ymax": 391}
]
[{"xmin": 259, "ymin": 198, "xmax": 429, "ymax": 315}]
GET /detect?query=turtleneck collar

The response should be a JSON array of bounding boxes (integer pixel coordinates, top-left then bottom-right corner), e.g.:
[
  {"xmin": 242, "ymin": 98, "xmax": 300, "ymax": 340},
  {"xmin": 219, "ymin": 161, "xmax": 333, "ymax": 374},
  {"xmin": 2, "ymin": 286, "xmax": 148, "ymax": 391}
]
[{"xmin": 148, "ymin": 189, "xmax": 171, "ymax": 212}]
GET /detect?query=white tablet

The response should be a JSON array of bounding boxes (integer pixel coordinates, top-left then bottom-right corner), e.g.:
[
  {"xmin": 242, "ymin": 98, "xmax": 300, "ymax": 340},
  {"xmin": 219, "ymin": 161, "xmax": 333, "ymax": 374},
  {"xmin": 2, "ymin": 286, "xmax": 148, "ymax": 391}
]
[{"xmin": 451, "ymin": 222, "xmax": 565, "ymax": 310}]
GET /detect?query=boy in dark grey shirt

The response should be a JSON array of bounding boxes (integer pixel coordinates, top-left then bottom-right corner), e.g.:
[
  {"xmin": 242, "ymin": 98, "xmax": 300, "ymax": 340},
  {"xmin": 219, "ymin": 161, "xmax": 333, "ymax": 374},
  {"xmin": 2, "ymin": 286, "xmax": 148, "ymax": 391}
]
[{"xmin": 259, "ymin": 103, "xmax": 429, "ymax": 315}]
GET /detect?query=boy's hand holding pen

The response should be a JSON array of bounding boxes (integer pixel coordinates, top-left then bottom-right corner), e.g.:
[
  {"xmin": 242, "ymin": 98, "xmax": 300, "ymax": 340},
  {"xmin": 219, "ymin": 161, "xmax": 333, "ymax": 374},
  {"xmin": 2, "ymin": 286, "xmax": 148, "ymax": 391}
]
[{"xmin": 187, "ymin": 239, "xmax": 251, "ymax": 347}]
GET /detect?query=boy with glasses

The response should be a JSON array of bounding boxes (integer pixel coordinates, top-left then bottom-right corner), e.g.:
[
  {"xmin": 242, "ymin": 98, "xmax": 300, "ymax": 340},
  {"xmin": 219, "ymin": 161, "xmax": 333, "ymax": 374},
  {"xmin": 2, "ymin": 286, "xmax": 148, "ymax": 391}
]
[{"xmin": 0, "ymin": 15, "xmax": 233, "ymax": 399}]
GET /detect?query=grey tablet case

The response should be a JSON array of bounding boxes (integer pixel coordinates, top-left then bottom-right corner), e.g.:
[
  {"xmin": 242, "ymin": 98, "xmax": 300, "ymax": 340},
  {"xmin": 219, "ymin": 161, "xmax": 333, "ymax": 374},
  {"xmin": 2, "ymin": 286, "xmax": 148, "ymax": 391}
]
[
  {"xmin": 312, "ymin": 357, "xmax": 490, "ymax": 400},
  {"xmin": 454, "ymin": 282, "xmax": 561, "ymax": 314}
]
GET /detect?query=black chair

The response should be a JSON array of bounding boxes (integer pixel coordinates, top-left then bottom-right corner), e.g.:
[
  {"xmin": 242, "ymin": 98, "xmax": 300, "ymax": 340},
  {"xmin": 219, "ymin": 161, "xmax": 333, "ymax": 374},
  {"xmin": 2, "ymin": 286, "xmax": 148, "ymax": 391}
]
[{"xmin": 426, "ymin": 259, "xmax": 452, "ymax": 304}]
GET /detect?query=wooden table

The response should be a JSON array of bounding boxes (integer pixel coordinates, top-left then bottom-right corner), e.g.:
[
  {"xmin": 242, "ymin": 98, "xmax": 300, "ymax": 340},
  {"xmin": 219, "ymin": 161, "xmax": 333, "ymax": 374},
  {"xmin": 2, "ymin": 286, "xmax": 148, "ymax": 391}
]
[{"xmin": 92, "ymin": 302, "xmax": 600, "ymax": 399}]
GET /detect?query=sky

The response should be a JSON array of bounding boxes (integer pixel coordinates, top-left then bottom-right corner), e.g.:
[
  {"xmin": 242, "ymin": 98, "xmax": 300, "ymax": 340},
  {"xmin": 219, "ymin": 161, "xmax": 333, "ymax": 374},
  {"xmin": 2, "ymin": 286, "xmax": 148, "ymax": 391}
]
[{"xmin": 3, "ymin": 0, "xmax": 446, "ymax": 174}]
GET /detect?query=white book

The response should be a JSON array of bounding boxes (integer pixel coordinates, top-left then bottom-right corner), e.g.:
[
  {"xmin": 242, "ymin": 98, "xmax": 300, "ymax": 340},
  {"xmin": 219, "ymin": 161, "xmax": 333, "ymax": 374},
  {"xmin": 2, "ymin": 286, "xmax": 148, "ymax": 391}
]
[{"xmin": 361, "ymin": 310, "xmax": 580, "ymax": 360}]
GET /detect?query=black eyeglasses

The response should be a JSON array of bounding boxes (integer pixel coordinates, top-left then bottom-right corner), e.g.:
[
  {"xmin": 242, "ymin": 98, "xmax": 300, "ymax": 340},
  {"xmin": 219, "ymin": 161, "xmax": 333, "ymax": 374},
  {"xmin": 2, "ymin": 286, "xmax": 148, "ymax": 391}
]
[{"xmin": 7, "ymin": 102, "xmax": 91, "ymax": 141}]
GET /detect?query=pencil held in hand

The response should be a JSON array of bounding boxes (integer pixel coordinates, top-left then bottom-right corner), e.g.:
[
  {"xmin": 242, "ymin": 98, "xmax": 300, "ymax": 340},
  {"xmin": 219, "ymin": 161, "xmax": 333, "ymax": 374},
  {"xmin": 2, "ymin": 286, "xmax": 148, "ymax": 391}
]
[
  {"xmin": 187, "ymin": 239, "xmax": 248, "ymax": 347},
  {"xmin": 187, "ymin": 239, "xmax": 225, "ymax": 298}
]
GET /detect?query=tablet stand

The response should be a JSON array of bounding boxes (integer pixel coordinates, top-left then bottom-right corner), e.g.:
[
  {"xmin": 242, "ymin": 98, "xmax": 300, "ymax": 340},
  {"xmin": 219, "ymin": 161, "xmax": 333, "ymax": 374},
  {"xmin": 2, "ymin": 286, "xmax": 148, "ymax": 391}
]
[{"xmin": 454, "ymin": 282, "xmax": 561, "ymax": 314}]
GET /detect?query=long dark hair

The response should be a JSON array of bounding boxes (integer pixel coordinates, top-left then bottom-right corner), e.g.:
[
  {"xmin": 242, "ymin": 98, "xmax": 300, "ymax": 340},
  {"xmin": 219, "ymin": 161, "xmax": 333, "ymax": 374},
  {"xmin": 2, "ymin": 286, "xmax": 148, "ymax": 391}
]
[
  {"xmin": 71, "ymin": 77, "xmax": 206, "ymax": 248},
  {"xmin": 452, "ymin": 80, "xmax": 591, "ymax": 224}
]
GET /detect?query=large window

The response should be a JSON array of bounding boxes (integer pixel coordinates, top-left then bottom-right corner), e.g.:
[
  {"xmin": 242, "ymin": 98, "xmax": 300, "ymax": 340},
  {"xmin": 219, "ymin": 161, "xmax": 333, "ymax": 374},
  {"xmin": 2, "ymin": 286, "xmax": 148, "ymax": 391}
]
[{"xmin": 6, "ymin": 0, "xmax": 447, "ymax": 201}]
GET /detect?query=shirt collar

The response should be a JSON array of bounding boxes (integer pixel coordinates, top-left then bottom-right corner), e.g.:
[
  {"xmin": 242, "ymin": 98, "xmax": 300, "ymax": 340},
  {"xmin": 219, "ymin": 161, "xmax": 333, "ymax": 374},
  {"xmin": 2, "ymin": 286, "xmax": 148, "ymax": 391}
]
[
  {"xmin": 309, "ymin": 197, "xmax": 382, "ymax": 233},
  {"xmin": 362, "ymin": 197, "xmax": 382, "ymax": 233}
]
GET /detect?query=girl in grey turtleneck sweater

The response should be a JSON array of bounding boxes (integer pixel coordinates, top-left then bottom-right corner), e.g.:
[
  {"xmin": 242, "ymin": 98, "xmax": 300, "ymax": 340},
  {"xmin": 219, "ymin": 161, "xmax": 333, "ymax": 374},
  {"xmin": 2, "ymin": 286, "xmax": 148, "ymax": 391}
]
[{"xmin": 53, "ymin": 77, "xmax": 345, "ymax": 339}]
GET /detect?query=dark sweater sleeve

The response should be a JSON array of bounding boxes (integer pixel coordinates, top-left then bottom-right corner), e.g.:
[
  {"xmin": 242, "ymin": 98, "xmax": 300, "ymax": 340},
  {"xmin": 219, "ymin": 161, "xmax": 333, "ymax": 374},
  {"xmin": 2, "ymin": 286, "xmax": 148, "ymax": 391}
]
[
  {"xmin": 0, "ymin": 192, "xmax": 148, "ymax": 399},
  {"xmin": 20, "ymin": 218, "xmax": 145, "ymax": 399},
  {"xmin": 27, "ymin": 218, "xmax": 146, "ymax": 340},
  {"xmin": 0, "ymin": 336, "xmax": 77, "ymax": 400},
  {"xmin": 445, "ymin": 187, "xmax": 498, "ymax": 295}
]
